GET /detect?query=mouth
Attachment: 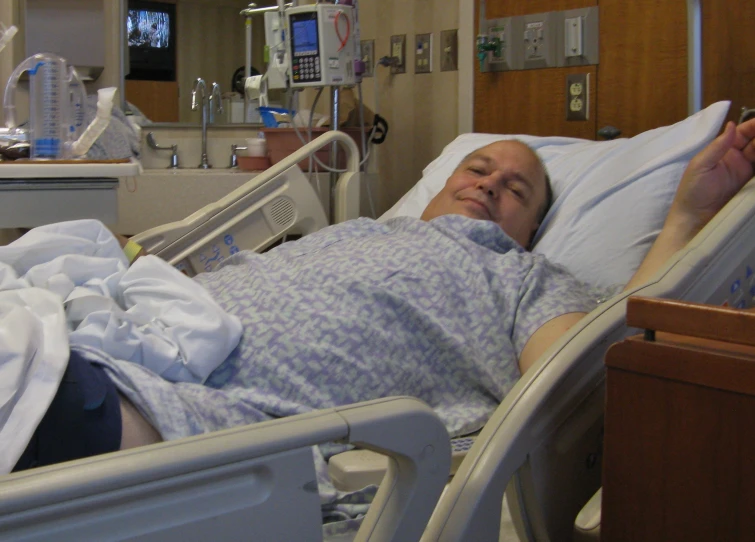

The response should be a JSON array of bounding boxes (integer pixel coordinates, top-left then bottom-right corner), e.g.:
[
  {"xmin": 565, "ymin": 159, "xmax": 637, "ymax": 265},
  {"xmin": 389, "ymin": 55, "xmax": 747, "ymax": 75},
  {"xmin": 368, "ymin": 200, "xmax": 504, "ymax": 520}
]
[{"xmin": 461, "ymin": 198, "xmax": 491, "ymax": 219}]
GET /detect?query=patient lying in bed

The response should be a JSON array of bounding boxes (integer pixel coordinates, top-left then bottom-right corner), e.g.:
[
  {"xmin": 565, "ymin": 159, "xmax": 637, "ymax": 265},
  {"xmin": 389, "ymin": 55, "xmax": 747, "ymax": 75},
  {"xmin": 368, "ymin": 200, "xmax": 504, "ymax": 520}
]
[{"xmin": 6, "ymin": 118, "xmax": 755, "ymax": 476}]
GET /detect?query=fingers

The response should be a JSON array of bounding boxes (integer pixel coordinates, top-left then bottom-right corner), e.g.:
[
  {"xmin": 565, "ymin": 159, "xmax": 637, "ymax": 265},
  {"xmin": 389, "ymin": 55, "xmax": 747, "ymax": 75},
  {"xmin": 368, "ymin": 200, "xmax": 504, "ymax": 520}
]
[
  {"xmin": 735, "ymin": 118, "xmax": 755, "ymax": 163},
  {"xmin": 736, "ymin": 117, "xmax": 755, "ymax": 144},
  {"xmin": 692, "ymin": 121, "xmax": 736, "ymax": 171}
]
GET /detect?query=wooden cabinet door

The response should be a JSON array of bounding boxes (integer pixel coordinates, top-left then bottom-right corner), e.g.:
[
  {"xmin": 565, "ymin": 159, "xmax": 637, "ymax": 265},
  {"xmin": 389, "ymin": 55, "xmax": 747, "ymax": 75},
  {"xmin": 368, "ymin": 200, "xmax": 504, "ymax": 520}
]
[{"xmin": 125, "ymin": 80, "xmax": 180, "ymax": 123}]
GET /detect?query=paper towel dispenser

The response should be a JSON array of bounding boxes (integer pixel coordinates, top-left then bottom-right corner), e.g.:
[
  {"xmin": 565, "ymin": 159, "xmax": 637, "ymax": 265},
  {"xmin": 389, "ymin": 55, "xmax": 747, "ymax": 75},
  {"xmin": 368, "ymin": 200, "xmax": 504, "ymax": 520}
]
[{"xmin": 23, "ymin": 0, "xmax": 105, "ymax": 82}]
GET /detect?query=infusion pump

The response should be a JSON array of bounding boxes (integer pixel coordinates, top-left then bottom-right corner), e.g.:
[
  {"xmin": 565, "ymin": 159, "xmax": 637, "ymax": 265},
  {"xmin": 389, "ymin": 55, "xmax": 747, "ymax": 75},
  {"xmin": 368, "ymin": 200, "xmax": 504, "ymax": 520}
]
[{"xmin": 285, "ymin": 4, "xmax": 357, "ymax": 88}]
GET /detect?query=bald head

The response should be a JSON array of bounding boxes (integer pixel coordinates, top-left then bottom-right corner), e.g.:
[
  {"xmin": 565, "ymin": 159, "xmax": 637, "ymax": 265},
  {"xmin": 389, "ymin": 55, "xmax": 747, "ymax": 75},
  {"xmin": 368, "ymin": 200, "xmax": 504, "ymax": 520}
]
[{"xmin": 421, "ymin": 140, "xmax": 551, "ymax": 249}]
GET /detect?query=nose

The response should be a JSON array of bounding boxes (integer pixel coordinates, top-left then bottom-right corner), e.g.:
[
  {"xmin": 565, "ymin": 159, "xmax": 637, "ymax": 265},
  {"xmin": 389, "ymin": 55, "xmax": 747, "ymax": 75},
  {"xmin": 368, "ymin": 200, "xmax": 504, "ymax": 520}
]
[{"xmin": 475, "ymin": 175, "xmax": 499, "ymax": 198}]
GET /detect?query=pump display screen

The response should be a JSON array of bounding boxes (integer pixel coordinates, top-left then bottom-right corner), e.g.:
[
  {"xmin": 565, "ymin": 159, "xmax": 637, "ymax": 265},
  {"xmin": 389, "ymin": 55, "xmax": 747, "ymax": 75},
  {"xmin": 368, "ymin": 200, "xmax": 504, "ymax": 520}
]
[{"xmin": 291, "ymin": 15, "xmax": 319, "ymax": 56}]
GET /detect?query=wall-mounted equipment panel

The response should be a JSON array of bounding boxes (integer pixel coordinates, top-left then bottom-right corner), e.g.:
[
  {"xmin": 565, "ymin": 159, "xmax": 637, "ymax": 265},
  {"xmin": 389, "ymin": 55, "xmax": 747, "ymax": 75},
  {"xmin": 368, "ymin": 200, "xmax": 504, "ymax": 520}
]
[
  {"xmin": 478, "ymin": 7, "xmax": 599, "ymax": 73},
  {"xmin": 522, "ymin": 12, "xmax": 558, "ymax": 70},
  {"xmin": 559, "ymin": 7, "xmax": 600, "ymax": 67},
  {"xmin": 478, "ymin": 17, "xmax": 519, "ymax": 72}
]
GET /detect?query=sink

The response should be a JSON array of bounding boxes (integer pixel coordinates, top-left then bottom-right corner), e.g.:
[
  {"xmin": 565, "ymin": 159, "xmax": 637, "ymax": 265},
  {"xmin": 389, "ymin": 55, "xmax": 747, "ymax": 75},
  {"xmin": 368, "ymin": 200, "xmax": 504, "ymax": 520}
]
[{"xmin": 141, "ymin": 168, "xmax": 249, "ymax": 176}]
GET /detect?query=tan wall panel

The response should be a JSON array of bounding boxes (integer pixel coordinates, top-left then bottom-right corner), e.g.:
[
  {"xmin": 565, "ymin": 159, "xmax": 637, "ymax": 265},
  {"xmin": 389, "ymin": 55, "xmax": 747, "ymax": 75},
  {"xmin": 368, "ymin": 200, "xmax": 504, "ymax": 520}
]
[
  {"xmin": 597, "ymin": 0, "xmax": 688, "ymax": 138},
  {"xmin": 484, "ymin": 0, "xmax": 595, "ymax": 18},
  {"xmin": 702, "ymin": 0, "xmax": 755, "ymax": 124},
  {"xmin": 357, "ymin": 0, "xmax": 459, "ymax": 215},
  {"xmin": 474, "ymin": 67, "xmax": 596, "ymax": 138}
]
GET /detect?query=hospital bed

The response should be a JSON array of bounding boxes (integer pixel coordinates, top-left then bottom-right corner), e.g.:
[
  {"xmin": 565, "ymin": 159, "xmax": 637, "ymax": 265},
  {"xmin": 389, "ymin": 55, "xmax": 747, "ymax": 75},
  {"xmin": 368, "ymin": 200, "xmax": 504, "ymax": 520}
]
[
  {"xmin": 1, "ymin": 102, "xmax": 753, "ymax": 540},
  {"xmin": 422, "ymin": 171, "xmax": 755, "ymax": 541}
]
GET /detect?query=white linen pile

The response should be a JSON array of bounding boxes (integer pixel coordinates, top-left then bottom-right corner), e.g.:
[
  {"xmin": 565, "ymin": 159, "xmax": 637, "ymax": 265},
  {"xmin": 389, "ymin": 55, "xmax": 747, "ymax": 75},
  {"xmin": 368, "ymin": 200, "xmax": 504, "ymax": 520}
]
[{"xmin": 0, "ymin": 219, "xmax": 242, "ymax": 473}]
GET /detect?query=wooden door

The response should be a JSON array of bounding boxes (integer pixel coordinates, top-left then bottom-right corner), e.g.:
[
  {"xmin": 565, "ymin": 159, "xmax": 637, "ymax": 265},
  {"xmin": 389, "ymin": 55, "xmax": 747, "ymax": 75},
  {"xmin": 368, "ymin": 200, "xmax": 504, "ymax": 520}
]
[{"xmin": 597, "ymin": 0, "xmax": 688, "ymax": 138}]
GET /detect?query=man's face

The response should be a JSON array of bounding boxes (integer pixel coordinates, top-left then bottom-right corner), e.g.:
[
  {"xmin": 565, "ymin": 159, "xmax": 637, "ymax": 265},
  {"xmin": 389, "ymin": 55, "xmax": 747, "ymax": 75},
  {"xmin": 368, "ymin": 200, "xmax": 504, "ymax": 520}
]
[{"xmin": 420, "ymin": 140, "xmax": 548, "ymax": 248}]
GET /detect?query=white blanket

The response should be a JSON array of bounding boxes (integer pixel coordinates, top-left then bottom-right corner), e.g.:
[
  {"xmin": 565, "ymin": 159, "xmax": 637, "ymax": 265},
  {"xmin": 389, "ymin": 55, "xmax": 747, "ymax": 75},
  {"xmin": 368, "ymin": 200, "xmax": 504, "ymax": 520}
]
[{"xmin": 0, "ymin": 220, "xmax": 242, "ymax": 473}]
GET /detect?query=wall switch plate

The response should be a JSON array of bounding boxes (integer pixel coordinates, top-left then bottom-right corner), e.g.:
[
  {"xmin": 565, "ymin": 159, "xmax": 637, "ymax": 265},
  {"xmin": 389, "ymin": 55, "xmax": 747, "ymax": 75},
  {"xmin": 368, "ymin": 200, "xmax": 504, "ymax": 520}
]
[
  {"xmin": 564, "ymin": 16, "xmax": 583, "ymax": 58},
  {"xmin": 440, "ymin": 29, "xmax": 458, "ymax": 71},
  {"xmin": 566, "ymin": 73, "xmax": 589, "ymax": 121},
  {"xmin": 361, "ymin": 39, "xmax": 375, "ymax": 77},
  {"xmin": 557, "ymin": 7, "xmax": 600, "ymax": 67},
  {"xmin": 390, "ymin": 34, "xmax": 406, "ymax": 74},
  {"xmin": 415, "ymin": 33, "xmax": 432, "ymax": 74}
]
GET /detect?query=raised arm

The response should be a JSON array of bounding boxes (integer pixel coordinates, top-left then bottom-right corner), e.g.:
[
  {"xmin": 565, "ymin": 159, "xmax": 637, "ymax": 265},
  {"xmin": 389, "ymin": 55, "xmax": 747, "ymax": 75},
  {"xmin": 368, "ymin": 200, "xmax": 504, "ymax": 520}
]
[
  {"xmin": 520, "ymin": 118, "xmax": 755, "ymax": 375},
  {"xmin": 625, "ymin": 119, "xmax": 755, "ymax": 290}
]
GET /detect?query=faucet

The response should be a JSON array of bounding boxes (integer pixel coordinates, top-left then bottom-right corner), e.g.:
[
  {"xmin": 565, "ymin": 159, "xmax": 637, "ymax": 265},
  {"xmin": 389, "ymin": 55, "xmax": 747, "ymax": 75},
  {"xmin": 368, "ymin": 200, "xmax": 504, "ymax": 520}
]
[
  {"xmin": 191, "ymin": 78, "xmax": 212, "ymax": 169},
  {"xmin": 209, "ymin": 82, "xmax": 224, "ymax": 124}
]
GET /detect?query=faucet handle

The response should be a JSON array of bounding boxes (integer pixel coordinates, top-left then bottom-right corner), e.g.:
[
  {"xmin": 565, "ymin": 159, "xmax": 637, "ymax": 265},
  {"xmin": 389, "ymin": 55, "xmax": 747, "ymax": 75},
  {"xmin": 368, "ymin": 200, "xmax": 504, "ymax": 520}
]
[
  {"xmin": 146, "ymin": 132, "xmax": 180, "ymax": 169},
  {"xmin": 230, "ymin": 144, "xmax": 248, "ymax": 168},
  {"xmin": 211, "ymin": 82, "xmax": 224, "ymax": 113}
]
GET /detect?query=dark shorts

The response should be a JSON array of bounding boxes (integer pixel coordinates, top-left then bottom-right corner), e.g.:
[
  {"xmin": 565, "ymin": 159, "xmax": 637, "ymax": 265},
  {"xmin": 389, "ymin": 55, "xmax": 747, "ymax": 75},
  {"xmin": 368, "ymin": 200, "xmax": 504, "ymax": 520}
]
[{"xmin": 12, "ymin": 351, "xmax": 122, "ymax": 472}]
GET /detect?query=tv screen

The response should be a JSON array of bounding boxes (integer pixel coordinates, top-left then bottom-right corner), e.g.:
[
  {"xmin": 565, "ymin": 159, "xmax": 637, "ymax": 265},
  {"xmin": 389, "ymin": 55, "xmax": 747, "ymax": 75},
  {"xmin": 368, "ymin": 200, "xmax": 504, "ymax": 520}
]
[
  {"xmin": 126, "ymin": 0, "xmax": 176, "ymax": 81},
  {"xmin": 128, "ymin": 9, "xmax": 171, "ymax": 49}
]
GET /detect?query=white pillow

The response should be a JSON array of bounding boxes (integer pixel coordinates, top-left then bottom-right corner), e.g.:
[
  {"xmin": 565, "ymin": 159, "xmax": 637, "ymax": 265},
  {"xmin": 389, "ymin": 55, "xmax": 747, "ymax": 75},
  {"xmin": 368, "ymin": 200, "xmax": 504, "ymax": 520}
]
[{"xmin": 380, "ymin": 101, "xmax": 731, "ymax": 289}]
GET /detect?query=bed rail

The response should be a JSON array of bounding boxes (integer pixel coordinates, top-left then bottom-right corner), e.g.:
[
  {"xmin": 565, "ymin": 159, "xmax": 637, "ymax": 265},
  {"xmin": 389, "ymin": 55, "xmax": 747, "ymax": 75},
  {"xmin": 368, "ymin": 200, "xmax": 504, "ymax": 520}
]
[
  {"xmin": 131, "ymin": 130, "xmax": 360, "ymax": 275},
  {"xmin": 0, "ymin": 397, "xmax": 450, "ymax": 542}
]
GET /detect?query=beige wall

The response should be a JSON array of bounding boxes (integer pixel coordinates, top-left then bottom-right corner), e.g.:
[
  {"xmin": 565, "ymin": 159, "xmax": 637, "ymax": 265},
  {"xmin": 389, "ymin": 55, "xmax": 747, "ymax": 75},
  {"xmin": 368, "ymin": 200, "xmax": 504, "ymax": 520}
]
[{"xmin": 358, "ymin": 0, "xmax": 459, "ymax": 214}]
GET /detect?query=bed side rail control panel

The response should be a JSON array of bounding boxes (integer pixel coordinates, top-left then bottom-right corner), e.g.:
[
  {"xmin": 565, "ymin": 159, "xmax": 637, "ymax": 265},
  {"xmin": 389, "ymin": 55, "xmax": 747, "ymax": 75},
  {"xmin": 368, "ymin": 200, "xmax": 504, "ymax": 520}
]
[{"xmin": 134, "ymin": 166, "xmax": 328, "ymax": 277}]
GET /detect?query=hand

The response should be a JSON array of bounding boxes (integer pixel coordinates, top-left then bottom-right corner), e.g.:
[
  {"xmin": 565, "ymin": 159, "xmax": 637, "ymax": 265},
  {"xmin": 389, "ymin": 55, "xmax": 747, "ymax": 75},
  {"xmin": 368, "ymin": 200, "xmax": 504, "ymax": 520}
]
[{"xmin": 670, "ymin": 118, "xmax": 755, "ymax": 231}]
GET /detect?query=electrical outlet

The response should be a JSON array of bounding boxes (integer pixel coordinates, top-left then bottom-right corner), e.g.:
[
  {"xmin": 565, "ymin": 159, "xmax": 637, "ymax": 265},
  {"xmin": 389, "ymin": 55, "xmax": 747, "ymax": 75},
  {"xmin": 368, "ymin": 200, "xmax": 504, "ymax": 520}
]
[
  {"xmin": 390, "ymin": 34, "xmax": 406, "ymax": 74},
  {"xmin": 566, "ymin": 73, "xmax": 589, "ymax": 121},
  {"xmin": 361, "ymin": 39, "xmax": 375, "ymax": 78},
  {"xmin": 440, "ymin": 29, "xmax": 458, "ymax": 71},
  {"xmin": 415, "ymin": 33, "xmax": 432, "ymax": 74}
]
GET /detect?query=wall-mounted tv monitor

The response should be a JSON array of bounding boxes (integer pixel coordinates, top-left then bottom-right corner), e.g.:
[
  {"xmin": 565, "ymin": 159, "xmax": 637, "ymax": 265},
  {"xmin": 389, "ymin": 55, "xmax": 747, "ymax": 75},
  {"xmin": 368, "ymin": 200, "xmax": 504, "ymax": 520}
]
[{"xmin": 126, "ymin": 0, "xmax": 176, "ymax": 81}]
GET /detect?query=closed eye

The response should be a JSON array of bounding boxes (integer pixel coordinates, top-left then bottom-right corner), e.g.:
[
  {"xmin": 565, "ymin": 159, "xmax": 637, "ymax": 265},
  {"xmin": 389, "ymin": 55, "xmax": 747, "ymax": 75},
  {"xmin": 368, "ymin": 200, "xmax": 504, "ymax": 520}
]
[{"xmin": 506, "ymin": 181, "xmax": 529, "ymax": 201}]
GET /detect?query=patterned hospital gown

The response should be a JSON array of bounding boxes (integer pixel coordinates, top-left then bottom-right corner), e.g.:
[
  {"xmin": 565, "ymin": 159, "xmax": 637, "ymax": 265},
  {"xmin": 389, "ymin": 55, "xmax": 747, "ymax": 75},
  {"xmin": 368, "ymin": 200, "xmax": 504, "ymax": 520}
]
[{"xmin": 96, "ymin": 214, "xmax": 596, "ymax": 440}]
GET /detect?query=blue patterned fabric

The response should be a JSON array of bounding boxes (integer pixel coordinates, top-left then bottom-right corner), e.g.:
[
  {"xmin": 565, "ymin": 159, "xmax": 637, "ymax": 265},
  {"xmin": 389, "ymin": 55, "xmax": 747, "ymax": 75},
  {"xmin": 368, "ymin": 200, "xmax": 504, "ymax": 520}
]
[
  {"xmin": 96, "ymin": 214, "xmax": 595, "ymax": 438},
  {"xmin": 89, "ymin": 214, "xmax": 597, "ymax": 527}
]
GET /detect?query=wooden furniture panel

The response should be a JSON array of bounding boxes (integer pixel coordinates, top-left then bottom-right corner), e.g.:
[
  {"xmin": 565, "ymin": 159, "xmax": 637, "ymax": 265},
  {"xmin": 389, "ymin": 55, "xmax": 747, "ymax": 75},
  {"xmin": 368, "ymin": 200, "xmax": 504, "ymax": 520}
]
[
  {"xmin": 125, "ymin": 80, "xmax": 180, "ymax": 123},
  {"xmin": 602, "ymin": 297, "xmax": 755, "ymax": 542},
  {"xmin": 484, "ymin": 0, "xmax": 595, "ymax": 18},
  {"xmin": 703, "ymin": 0, "xmax": 755, "ymax": 124},
  {"xmin": 474, "ymin": 67, "xmax": 596, "ymax": 138},
  {"xmin": 597, "ymin": 0, "xmax": 688, "ymax": 138}
]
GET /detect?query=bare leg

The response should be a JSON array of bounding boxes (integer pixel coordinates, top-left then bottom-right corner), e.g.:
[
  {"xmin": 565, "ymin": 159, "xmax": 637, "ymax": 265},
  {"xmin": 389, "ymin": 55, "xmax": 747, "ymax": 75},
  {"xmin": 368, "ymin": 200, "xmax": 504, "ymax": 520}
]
[{"xmin": 119, "ymin": 393, "xmax": 162, "ymax": 449}]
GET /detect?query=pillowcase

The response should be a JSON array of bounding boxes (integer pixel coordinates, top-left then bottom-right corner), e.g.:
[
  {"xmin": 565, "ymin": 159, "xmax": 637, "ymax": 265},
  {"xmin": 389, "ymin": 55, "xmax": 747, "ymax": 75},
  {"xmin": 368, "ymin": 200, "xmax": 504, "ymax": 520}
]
[{"xmin": 379, "ymin": 101, "xmax": 731, "ymax": 289}]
